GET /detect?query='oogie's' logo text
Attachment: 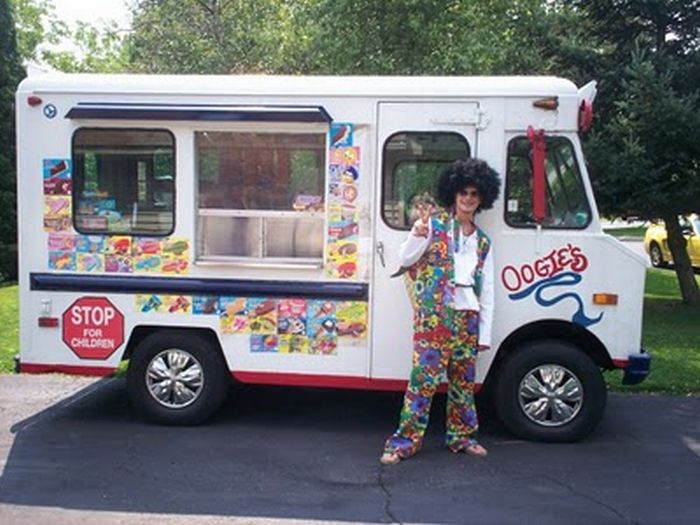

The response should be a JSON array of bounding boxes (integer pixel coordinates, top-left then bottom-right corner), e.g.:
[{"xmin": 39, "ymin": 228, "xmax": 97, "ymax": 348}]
[{"xmin": 502, "ymin": 245, "xmax": 601, "ymax": 328}]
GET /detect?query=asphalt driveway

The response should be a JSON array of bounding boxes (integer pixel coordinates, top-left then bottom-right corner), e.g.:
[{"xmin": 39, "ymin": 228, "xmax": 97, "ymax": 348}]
[{"xmin": 0, "ymin": 374, "xmax": 699, "ymax": 524}]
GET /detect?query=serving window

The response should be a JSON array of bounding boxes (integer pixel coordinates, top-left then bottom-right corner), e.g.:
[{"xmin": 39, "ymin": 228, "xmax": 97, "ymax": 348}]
[
  {"xmin": 72, "ymin": 128, "xmax": 175, "ymax": 236},
  {"xmin": 196, "ymin": 131, "xmax": 326, "ymax": 263}
]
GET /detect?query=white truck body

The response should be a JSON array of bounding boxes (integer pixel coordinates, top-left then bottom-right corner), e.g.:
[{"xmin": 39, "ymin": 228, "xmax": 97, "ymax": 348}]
[{"xmin": 16, "ymin": 72, "xmax": 649, "ymax": 438}]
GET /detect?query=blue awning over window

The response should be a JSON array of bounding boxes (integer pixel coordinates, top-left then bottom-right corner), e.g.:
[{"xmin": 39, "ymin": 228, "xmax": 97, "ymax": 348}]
[{"xmin": 65, "ymin": 103, "xmax": 333, "ymax": 123}]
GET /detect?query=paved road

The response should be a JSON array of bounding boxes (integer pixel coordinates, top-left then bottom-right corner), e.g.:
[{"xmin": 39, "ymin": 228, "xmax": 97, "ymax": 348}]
[{"xmin": 0, "ymin": 375, "xmax": 699, "ymax": 524}]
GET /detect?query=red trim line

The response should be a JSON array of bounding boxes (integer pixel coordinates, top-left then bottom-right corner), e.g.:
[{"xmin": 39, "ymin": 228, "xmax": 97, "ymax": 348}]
[
  {"xmin": 232, "ymin": 371, "xmax": 482, "ymax": 393},
  {"xmin": 21, "ymin": 363, "xmax": 116, "ymax": 376},
  {"xmin": 612, "ymin": 359, "xmax": 629, "ymax": 369}
]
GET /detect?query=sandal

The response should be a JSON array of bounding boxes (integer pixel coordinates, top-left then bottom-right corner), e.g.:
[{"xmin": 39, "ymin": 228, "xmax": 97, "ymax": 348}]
[
  {"xmin": 464, "ymin": 442, "xmax": 488, "ymax": 457},
  {"xmin": 380, "ymin": 452, "xmax": 401, "ymax": 465},
  {"xmin": 449, "ymin": 439, "xmax": 488, "ymax": 458}
]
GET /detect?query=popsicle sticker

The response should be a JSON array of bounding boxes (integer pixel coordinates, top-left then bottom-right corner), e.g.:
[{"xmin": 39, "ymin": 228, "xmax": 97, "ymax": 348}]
[
  {"xmin": 193, "ymin": 296, "xmax": 220, "ymax": 315},
  {"xmin": 43, "ymin": 159, "xmax": 72, "ymax": 195},
  {"xmin": 307, "ymin": 300, "xmax": 336, "ymax": 338},
  {"xmin": 136, "ymin": 294, "xmax": 164, "ymax": 313},
  {"xmin": 278, "ymin": 334, "xmax": 310, "ymax": 354},
  {"xmin": 48, "ymin": 233, "xmax": 76, "ymax": 251},
  {"xmin": 133, "ymin": 238, "xmax": 162, "ymax": 256},
  {"xmin": 44, "ymin": 196, "xmax": 71, "ymax": 219},
  {"xmin": 329, "ymin": 123, "xmax": 353, "ymax": 147},
  {"xmin": 220, "ymin": 297, "xmax": 249, "ymax": 334},
  {"xmin": 277, "ymin": 299, "xmax": 307, "ymax": 335},
  {"xmin": 134, "ymin": 255, "xmax": 162, "ymax": 273},
  {"xmin": 251, "ymin": 335, "xmax": 278, "ymax": 353},
  {"xmin": 329, "ymin": 147, "xmax": 360, "ymax": 167},
  {"xmin": 165, "ymin": 295, "xmax": 192, "ymax": 314},
  {"xmin": 248, "ymin": 298, "xmax": 278, "ymax": 335},
  {"xmin": 105, "ymin": 254, "xmax": 133, "ymax": 273},
  {"xmin": 77, "ymin": 253, "xmax": 104, "ymax": 272},
  {"xmin": 49, "ymin": 251, "xmax": 76, "ymax": 271},
  {"xmin": 43, "ymin": 217, "xmax": 72, "ymax": 233},
  {"xmin": 162, "ymin": 237, "xmax": 189, "ymax": 257},
  {"xmin": 310, "ymin": 335, "xmax": 338, "ymax": 356},
  {"xmin": 76, "ymin": 235, "xmax": 106, "ymax": 253},
  {"xmin": 106, "ymin": 236, "xmax": 131, "ymax": 255},
  {"xmin": 336, "ymin": 301, "xmax": 368, "ymax": 339},
  {"xmin": 161, "ymin": 255, "xmax": 189, "ymax": 274}
]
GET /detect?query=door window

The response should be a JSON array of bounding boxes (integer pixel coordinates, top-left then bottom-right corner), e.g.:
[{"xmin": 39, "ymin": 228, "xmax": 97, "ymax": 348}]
[{"xmin": 382, "ymin": 132, "xmax": 470, "ymax": 230}]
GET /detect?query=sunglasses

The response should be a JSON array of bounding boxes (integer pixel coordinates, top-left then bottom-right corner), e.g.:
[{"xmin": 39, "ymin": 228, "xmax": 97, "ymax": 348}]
[{"xmin": 457, "ymin": 189, "xmax": 480, "ymax": 198}]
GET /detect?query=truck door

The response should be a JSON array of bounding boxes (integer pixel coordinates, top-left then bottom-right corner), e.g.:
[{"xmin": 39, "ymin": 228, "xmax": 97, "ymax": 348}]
[{"xmin": 371, "ymin": 102, "xmax": 479, "ymax": 380}]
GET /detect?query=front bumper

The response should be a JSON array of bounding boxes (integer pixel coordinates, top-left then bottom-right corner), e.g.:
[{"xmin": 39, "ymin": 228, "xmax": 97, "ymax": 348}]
[{"xmin": 621, "ymin": 349, "xmax": 652, "ymax": 385}]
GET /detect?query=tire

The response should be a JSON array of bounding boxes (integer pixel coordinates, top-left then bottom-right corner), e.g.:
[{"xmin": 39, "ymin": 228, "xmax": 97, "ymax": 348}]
[
  {"xmin": 649, "ymin": 242, "xmax": 666, "ymax": 268},
  {"xmin": 494, "ymin": 340, "xmax": 606, "ymax": 442},
  {"xmin": 127, "ymin": 330, "xmax": 230, "ymax": 425}
]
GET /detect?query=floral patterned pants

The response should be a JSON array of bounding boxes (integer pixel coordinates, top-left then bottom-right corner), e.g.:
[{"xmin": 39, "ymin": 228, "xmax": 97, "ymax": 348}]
[{"xmin": 383, "ymin": 309, "xmax": 480, "ymax": 458}]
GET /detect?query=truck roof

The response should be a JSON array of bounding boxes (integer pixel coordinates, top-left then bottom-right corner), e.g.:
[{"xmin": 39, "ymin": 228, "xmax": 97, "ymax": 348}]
[{"xmin": 18, "ymin": 72, "xmax": 579, "ymax": 99}]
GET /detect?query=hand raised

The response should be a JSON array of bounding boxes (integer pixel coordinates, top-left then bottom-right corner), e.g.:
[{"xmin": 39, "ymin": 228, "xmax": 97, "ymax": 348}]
[{"xmin": 411, "ymin": 205, "xmax": 431, "ymax": 238}]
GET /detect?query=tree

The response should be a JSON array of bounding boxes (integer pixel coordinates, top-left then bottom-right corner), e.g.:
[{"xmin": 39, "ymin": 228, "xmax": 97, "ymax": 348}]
[
  {"xmin": 574, "ymin": 1, "xmax": 700, "ymax": 303},
  {"xmin": 129, "ymin": 0, "xmax": 298, "ymax": 74},
  {"xmin": 288, "ymin": 0, "xmax": 590, "ymax": 76},
  {"xmin": 41, "ymin": 20, "xmax": 130, "ymax": 73},
  {"xmin": 11, "ymin": 0, "xmax": 66, "ymax": 63},
  {"xmin": 12, "ymin": 0, "xmax": 130, "ymax": 72},
  {"xmin": 126, "ymin": 0, "xmax": 590, "ymax": 76},
  {"xmin": 0, "ymin": 0, "xmax": 24, "ymax": 281}
]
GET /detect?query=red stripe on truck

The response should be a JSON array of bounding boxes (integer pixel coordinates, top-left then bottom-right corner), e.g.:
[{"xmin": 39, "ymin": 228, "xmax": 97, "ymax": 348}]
[
  {"xmin": 232, "ymin": 371, "xmax": 483, "ymax": 393},
  {"xmin": 21, "ymin": 363, "xmax": 116, "ymax": 376}
]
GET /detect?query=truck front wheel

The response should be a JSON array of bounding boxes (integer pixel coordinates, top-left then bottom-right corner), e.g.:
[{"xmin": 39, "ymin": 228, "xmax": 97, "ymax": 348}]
[
  {"xmin": 127, "ymin": 330, "xmax": 229, "ymax": 425},
  {"xmin": 494, "ymin": 340, "xmax": 606, "ymax": 442}
]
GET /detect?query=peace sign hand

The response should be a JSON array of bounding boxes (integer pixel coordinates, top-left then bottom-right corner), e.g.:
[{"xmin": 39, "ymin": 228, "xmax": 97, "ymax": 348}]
[{"xmin": 411, "ymin": 204, "xmax": 433, "ymax": 238}]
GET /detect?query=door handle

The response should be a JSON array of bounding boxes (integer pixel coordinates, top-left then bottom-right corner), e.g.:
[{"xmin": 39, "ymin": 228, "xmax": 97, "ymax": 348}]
[{"xmin": 376, "ymin": 241, "xmax": 386, "ymax": 268}]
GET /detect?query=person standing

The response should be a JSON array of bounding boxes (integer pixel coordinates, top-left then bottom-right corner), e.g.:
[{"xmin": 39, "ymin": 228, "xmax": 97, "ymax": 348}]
[{"xmin": 381, "ymin": 158, "xmax": 501, "ymax": 465}]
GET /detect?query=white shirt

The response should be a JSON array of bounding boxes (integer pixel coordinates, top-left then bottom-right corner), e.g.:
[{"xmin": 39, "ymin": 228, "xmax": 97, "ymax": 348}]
[{"xmin": 398, "ymin": 219, "xmax": 495, "ymax": 347}]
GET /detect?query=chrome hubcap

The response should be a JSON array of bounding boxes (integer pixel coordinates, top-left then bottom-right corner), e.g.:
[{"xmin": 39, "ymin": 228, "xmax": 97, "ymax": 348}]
[
  {"xmin": 146, "ymin": 349, "xmax": 204, "ymax": 409},
  {"xmin": 518, "ymin": 364, "xmax": 583, "ymax": 427}
]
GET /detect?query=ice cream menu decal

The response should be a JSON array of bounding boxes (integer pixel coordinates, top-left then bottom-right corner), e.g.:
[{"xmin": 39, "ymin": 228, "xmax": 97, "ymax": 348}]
[{"xmin": 326, "ymin": 123, "xmax": 360, "ymax": 279}]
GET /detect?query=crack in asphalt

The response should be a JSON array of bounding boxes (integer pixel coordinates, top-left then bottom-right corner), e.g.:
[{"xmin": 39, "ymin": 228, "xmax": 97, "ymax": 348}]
[
  {"xmin": 378, "ymin": 467, "xmax": 402, "ymax": 524},
  {"xmin": 543, "ymin": 474, "xmax": 640, "ymax": 524}
]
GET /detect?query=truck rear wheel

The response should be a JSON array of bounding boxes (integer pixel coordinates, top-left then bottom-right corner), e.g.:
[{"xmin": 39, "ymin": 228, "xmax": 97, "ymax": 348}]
[
  {"xmin": 127, "ymin": 330, "xmax": 229, "ymax": 425},
  {"xmin": 494, "ymin": 340, "xmax": 606, "ymax": 442}
]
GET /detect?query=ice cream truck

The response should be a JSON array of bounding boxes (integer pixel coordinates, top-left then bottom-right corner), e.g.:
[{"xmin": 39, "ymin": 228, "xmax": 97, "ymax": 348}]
[{"xmin": 15, "ymin": 70, "xmax": 650, "ymax": 441}]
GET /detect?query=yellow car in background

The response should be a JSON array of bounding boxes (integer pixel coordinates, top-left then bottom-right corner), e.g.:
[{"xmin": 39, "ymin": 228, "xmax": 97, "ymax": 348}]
[{"xmin": 644, "ymin": 214, "xmax": 700, "ymax": 268}]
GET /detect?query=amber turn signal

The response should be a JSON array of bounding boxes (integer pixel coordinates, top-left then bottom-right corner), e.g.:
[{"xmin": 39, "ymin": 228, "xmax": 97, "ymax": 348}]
[
  {"xmin": 533, "ymin": 97, "xmax": 559, "ymax": 110},
  {"xmin": 593, "ymin": 294, "xmax": 618, "ymax": 306}
]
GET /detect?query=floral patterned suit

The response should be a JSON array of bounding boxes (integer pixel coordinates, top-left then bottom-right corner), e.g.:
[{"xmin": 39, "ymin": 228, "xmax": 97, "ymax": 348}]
[{"xmin": 384, "ymin": 209, "xmax": 491, "ymax": 458}]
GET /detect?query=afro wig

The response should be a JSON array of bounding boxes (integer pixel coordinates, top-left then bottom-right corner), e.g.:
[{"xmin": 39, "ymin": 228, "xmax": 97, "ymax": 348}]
[{"xmin": 436, "ymin": 158, "xmax": 501, "ymax": 212}]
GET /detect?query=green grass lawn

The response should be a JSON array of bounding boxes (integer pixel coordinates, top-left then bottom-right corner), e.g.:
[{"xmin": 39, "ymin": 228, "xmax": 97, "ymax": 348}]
[
  {"xmin": 603, "ymin": 225, "xmax": 647, "ymax": 238},
  {"xmin": 1, "ymin": 269, "xmax": 698, "ymax": 394},
  {"xmin": 0, "ymin": 284, "xmax": 19, "ymax": 373},
  {"xmin": 606, "ymin": 268, "xmax": 700, "ymax": 395}
]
